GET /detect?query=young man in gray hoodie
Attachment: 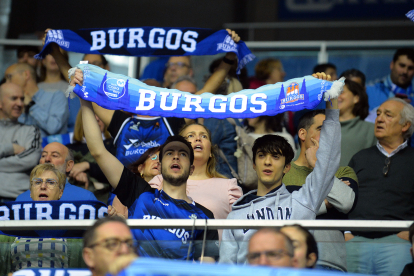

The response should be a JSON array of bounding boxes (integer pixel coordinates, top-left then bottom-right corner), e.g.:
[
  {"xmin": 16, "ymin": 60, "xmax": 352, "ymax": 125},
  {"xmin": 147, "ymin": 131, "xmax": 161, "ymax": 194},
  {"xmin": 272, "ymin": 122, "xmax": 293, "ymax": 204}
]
[{"xmin": 219, "ymin": 74, "xmax": 341, "ymax": 264}]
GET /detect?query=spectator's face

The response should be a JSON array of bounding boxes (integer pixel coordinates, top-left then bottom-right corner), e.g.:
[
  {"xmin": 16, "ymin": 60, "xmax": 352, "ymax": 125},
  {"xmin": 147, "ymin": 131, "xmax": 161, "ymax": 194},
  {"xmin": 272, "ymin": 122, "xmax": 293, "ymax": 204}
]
[
  {"xmin": 302, "ymin": 114, "xmax": 326, "ymax": 150},
  {"xmin": 338, "ymin": 85, "xmax": 359, "ymax": 116},
  {"xmin": 281, "ymin": 227, "xmax": 315, "ymax": 268},
  {"xmin": 138, "ymin": 151, "xmax": 160, "ymax": 181},
  {"xmin": 164, "ymin": 57, "xmax": 192, "ymax": 87},
  {"xmin": 248, "ymin": 231, "xmax": 294, "ymax": 267},
  {"xmin": 324, "ymin": 67, "xmax": 338, "ymax": 81},
  {"xmin": 161, "ymin": 142, "xmax": 193, "ymax": 186},
  {"xmin": 253, "ymin": 150, "xmax": 289, "ymax": 188},
  {"xmin": 390, "ymin": 55, "xmax": 414, "ymax": 88},
  {"xmin": 181, "ymin": 124, "xmax": 212, "ymax": 164},
  {"xmin": 0, "ymin": 84, "xmax": 24, "ymax": 121},
  {"xmin": 30, "ymin": 170, "xmax": 63, "ymax": 201},
  {"xmin": 267, "ymin": 65, "xmax": 285, "ymax": 84},
  {"xmin": 40, "ymin": 142, "xmax": 71, "ymax": 174},
  {"xmin": 83, "ymin": 54, "xmax": 106, "ymax": 69},
  {"xmin": 174, "ymin": 80, "xmax": 197, "ymax": 94},
  {"xmin": 42, "ymin": 54, "xmax": 59, "ymax": 71},
  {"xmin": 375, "ymin": 100, "xmax": 409, "ymax": 142},
  {"xmin": 83, "ymin": 222, "xmax": 134, "ymax": 276},
  {"xmin": 18, "ymin": 51, "xmax": 38, "ymax": 68}
]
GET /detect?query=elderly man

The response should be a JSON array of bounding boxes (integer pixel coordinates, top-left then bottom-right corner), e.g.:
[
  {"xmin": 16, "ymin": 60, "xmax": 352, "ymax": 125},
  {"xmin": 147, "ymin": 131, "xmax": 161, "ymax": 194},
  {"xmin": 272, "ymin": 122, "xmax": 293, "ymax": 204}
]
[
  {"xmin": 247, "ymin": 228, "xmax": 297, "ymax": 268},
  {"xmin": 0, "ymin": 83, "xmax": 41, "ymax": 201},
  {"xmin": 82, "ymin": 216, "xmax": 137, "ymax": 276},
  {"xmin": 4, "ymin": 62, "xmax": 69, "ymax": 137},
  {"xmin": 16, "ymin": 142, "xmax": 97, "ymax": 201},
  {"xmin": 347, "ymin": 97, "xmax": 414, "ymax": 275},
  {"xmin": 163, "ymin": 56, "xmax": 193, "ymax": 88}
]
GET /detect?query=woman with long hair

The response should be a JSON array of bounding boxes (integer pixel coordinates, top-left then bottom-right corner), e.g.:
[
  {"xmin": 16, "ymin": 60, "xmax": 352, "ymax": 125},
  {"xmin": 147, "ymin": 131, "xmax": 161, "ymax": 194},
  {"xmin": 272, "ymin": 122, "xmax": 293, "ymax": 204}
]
[
  {"xmin": 338, "ymin": 79, "xmax": 376, "ymax": 166},
  {"xmin": 149, "ymin": 123, "xmax": 242, "ymax": 240}
]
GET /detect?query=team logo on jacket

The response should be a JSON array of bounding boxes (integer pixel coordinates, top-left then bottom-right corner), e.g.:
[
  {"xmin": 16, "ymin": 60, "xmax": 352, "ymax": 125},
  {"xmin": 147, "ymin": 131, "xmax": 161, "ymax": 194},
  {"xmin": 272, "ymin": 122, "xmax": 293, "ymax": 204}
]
[{"xmin": 217, "ymin": 35, "xmax": 237, "ymax": 52}]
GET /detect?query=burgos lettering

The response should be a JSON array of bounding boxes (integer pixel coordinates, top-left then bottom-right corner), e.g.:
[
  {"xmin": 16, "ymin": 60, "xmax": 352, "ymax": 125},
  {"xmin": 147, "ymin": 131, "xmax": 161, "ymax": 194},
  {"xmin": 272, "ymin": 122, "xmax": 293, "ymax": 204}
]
[
  {"xmin": 103, "ymin": 78, "xmax": 126, "ymax": 99},
  {"xmin": 217, "ymin": 35, "xmax": 237, "ymax": 52},
  {"xmin": 46, "ymin": 30, "xmax": 70, "ymax": 48},
  {"xmin": 143, "ymin": 215, "xmax": 190, "ymax": 243},
  {"xmin": 90, "ymin": 28, "xmax": 199, "ymax": 52}
]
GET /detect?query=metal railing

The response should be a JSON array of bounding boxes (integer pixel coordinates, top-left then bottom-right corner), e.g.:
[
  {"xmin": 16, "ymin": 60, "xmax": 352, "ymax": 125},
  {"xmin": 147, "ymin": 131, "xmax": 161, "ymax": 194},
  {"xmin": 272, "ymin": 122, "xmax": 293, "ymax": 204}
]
[{"xmin": 0, "ymin": 219, "xmax": 411, "ymax": 231}]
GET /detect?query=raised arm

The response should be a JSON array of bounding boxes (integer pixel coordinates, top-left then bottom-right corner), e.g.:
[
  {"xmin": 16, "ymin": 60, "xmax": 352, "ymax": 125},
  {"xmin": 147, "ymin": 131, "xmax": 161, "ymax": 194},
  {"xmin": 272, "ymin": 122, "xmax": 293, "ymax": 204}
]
[
  {"xmin": 44, "ymin": 29, "xmax": 71, "ymax": 83},
  {"xmin": 195, "ymin": 29, "xmax": 240, "ymax": 95},
  {"xmin": 79, "ymin": 97, "xmax": 123, "ymax": 189}
]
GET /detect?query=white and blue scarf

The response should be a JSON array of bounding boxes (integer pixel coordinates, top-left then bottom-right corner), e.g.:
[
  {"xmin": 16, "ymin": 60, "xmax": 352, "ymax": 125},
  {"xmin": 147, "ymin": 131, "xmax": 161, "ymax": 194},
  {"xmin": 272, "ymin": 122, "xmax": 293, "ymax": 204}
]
[
  {"xmin": 35, "ymin": 27, "xmax": 255, "ymax": 74},
  {"xmin": 68, "ymin": 64, "xmax": 344, "ymax": 118}
]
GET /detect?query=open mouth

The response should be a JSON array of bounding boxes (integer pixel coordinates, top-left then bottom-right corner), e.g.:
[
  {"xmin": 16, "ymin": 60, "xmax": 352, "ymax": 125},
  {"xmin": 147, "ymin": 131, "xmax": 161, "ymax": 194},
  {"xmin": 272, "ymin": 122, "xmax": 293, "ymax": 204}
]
[
  {"xmin": 170, "ymin": 164, "xmax": 181, "ymax": 172},
  {"xmin": 193, "ymin": 144, "xmax": 203, "ymax": 151},
  {"xmin": 38, "ymin": 193, "xmax": 49, "ymax": 200}
]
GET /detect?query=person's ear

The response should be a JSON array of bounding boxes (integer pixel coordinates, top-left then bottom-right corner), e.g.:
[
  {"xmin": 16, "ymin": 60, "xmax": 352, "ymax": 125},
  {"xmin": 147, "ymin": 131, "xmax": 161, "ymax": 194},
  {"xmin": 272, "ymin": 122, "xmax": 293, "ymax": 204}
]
[
  {"xmin": 283, "ymin": 163, "xmax": 291, "ymax": 175},
  {"xmin": 82, "ymin": 247, "xmax": 95, "ymax": 269},
  {"xmin": 137, "ymin": 164, "xmax": 144, "ymax": 174},
  {"xmin": 390, "ymin": 60, "xmax": 395, "ymax": 71},
  {"xmin": 353, "ymin": 95, "xmax": 360, "ymax": 105},
  {"xmin": 66, "ymin": 160, "xmax": 75, "ymax": 173},
  {"xmin": 306, "ymin": 252, "xmax": 318, "ymax": 268},
  {"xmin": 402, "ymin": 121, "xmax": 411, "ymax": 133},
  {"xmin": 188, "ymin": 68, "xmax": 194, "ymax": 78},
  {"xmin": 410, "ymin": 246, "xmax": 413, "ymax": 258},
  {"xmin": 298, "ymin": 128, "xmax": 307, "ymax": 144},
  {"xmin": 58, "ymin": 188, "xmax": 64, "ymax": 199},
  {"xmin": 189, "ymin": 165, "xmax": 195, "ymax": 175}
]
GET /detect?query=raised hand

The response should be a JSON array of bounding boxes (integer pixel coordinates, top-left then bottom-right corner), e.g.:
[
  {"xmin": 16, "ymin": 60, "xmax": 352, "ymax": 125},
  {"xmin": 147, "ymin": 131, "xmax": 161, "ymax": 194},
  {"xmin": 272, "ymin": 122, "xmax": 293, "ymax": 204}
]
[{"xmin": 305, "ymin": 138, "xmax": 319, "ymax": 168}]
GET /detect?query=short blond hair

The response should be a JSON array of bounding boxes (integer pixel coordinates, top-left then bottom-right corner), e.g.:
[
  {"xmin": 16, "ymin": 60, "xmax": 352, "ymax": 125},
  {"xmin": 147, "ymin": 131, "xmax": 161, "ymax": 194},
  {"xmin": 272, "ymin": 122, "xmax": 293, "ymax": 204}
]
[{"xmin": 30, "ymin": 163, "xmax": 66, "ymax": 190}]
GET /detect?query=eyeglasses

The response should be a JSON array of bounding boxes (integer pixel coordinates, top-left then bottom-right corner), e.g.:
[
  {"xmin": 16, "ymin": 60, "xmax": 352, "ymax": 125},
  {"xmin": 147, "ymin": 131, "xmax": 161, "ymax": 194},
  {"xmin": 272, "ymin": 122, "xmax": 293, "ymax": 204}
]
[
  {"xmin": 31, "ymin": 178, "xmax": 59, "ymax": 188},
  {"xmin": 88, "ymin": 238, "xmax": 136, "ymax": 252},
  {"xmin": 246, "ymin": 249, "xmax": 293, "ymax": 263},
  {"xmin": 165, "ymin": 62, "xmax": 190, "ymax": 69},
  {"xmin": 383, "ymin": 157, "xmax": 391, "ymax": 176},
  {"xmin": 150, "ymin": 154, "xmax": 158, "ymax": 161}
]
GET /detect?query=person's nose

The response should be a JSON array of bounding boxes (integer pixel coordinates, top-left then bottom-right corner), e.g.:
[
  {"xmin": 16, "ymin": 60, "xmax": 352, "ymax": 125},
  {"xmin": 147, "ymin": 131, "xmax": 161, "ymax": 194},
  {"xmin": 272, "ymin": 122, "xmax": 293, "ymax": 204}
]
[
  {"xmin": 118, "ymin": 241, "xmax": 131, "ymax": 254},
  {"xmin": 258, "ymin": 253, "xmax": 269, "ymax": 266},
  {"xmin": 44, "ymin": 155, "xmax": 52, "ymax": 163},
  {"xmin": 264, "ymin": 155, "xmax": 272, "ymax": 165}
]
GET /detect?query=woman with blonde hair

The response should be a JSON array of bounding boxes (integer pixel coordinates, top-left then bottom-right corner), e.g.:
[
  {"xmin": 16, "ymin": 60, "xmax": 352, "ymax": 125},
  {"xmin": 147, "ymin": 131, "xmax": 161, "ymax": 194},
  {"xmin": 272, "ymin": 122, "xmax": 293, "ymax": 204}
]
[{"xmin": 149, "ymin": 123, "xmax": 242, "ymax": 240}]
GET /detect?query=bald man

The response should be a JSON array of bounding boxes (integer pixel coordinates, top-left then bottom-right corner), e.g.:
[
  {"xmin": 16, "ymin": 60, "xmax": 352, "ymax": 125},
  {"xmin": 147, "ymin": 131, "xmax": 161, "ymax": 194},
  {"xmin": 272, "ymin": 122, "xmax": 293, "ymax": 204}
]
[
  {"xmin": 4, "ymin": 63, "xmax": 69, "ymax": 137},
  {"xmin": 0, "ymin": 83, "xmax": 41, "ymax": 201}
]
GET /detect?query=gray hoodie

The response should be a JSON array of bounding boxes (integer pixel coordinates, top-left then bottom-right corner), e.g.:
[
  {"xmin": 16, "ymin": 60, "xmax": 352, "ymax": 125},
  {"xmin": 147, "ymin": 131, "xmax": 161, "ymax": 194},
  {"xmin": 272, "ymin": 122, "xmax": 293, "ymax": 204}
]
[{"xmin": 219, "ymin": 109, "xmax": 340, "ymax": 264}]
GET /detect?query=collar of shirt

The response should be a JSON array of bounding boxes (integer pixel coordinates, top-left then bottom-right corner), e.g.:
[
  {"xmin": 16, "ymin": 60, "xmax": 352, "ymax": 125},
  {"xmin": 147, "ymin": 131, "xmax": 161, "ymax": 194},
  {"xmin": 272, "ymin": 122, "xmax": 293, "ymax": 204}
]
[{"xmin": 376, "ymin": 140, "xmax": 408, "ymax": 157}]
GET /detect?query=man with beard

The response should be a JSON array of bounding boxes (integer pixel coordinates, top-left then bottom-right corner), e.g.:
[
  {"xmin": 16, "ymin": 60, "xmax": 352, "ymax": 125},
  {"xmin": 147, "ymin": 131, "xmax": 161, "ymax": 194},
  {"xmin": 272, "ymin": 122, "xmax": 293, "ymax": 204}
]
[
  {"xmin": 79, "ymin": 94, "xmax": 218, "ymax": 261},
  {"xmin": 15, "ymin": 141, "xmax": 97, "ymax": 201},
  {"xmin": 366, "ymin": 48, "xmax": 414, "ymax": 115}
]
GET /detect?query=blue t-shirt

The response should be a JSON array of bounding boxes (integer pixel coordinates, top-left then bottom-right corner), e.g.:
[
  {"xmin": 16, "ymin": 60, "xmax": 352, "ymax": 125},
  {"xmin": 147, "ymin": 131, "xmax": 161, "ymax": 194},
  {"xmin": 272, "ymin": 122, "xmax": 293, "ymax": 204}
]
[
  {"xmin": 114, "ymin": 167, "xmax": 218, "ymax": 260},
  {"xmin": 16, "ymin": 182, "xmax": 97, "ymax": 202}
]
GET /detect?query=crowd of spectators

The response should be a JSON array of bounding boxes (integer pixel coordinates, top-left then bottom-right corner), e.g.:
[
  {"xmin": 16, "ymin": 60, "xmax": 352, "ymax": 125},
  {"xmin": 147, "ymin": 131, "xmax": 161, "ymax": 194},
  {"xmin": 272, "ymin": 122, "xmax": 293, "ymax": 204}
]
[{"xmin": 0, "ymin": 28, "xmax": 413, "ymax": 276}]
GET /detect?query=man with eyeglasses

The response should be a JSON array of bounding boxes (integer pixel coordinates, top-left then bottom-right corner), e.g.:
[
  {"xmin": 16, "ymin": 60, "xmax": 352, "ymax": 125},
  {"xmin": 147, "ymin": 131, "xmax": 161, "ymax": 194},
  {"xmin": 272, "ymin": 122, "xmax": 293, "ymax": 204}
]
[
  {"xmin": 4, "ymin": 62, "xmax": 69, "ymax": 138},
  {"xmin": 163, "ymin": 56, "xmax": 193, "ymax": 88},
  {"xmin": 347, "ymin": 97, "xmax": 414, "ymax": 275},
  {"xmin": 0, "ymin": 83, "xmax": 41, "ymax": 202},
  {"xmin": 247, "ymin": 228, "xmax": 298, "ymax": 268},
  {"xmin": 83, "ymin": 216, "xmax": 137, "ymax": 276}
]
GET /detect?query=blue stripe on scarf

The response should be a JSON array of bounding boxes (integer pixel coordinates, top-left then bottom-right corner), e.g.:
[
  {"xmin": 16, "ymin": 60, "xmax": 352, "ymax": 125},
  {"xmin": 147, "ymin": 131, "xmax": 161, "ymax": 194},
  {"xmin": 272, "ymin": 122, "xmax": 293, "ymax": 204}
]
[
  {"xmin": 35, "ymin": 27, "xmax": 255, "ymax": 74},
  {"xmin": 72, "ymin": 64, "xmax": 333, "ymax": 119}
]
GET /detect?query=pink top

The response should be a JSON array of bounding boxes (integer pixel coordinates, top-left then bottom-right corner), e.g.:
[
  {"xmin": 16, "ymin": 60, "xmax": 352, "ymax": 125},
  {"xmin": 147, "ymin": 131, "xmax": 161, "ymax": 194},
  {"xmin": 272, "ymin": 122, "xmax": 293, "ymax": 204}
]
[{"xmin": 148, "ymin": 175, "xmax": 242, "ymax": 240}]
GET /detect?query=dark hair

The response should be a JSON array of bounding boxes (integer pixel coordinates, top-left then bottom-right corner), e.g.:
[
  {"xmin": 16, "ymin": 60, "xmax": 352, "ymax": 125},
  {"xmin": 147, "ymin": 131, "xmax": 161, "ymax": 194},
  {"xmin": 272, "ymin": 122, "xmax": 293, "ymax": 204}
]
[
  {"xmin": 17, "ymin": 46, "xmax": 39, "ymax": 59},
  {"xmin": 344, "ymin": 79, "xmax": 369, "ymax": 120},
  {"xmin": 340, "ymin": 69, "xmax": 366, "ymax": 87},
  {"xmin": 159, "ymin": 135, "xmax": 194, "ymax": 165},
  {"xmin": 282, "ymin": 224, "xmax": 319, "ymax": 268},
  {"xmin": 82, "ymin": 54, "xmax": 109, "ymax": 67},
  {"xmin": 252, "ymin": 135, "xmax": 294, "ymax": 166},
  {"xmin": 245, "ymin": 114, "xmax": 284, "ymax": 133},
  {"xmin": 128, "ymin": 146, "xmax": 160, "ymax": 176},
  {"xmin": 409, "ymin": 222, "xmax": 414, "ymax": 244},
  {"xmin": 83, "ymin": 216, "xmax": 128, "ymax": 248},
  {"xmin": 393, "ymin": 48, "xmax": 414, "ymax": 63},
  {"xmin": 313, "ymin": 63, "xmax": 336, "ymax": 74},
  {"xmin": 297, "ymin": 110, "xmax": 326, "ymax": 134},
  {"xmin": 39, "ymin": 51, "xmax": 69, "ymax": 82},
  {"xmin": 255, "ymin": 58, "xmax": 283, "ymax": 81}
]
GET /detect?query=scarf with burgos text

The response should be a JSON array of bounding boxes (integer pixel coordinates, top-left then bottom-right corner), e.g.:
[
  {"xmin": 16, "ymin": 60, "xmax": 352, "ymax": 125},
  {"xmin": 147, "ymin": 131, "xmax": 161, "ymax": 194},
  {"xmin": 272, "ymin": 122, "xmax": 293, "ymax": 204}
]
[
  {"xmin": 68, "ymin": 64, "xmax": 345, "ymax": 119},
  {"xmin": 35, "ymin": 27, "xmax": 255, "ymax": 74},
  {"xmin": 0, "ymin": 200, "xmax": 107, "ymax": 238}
]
